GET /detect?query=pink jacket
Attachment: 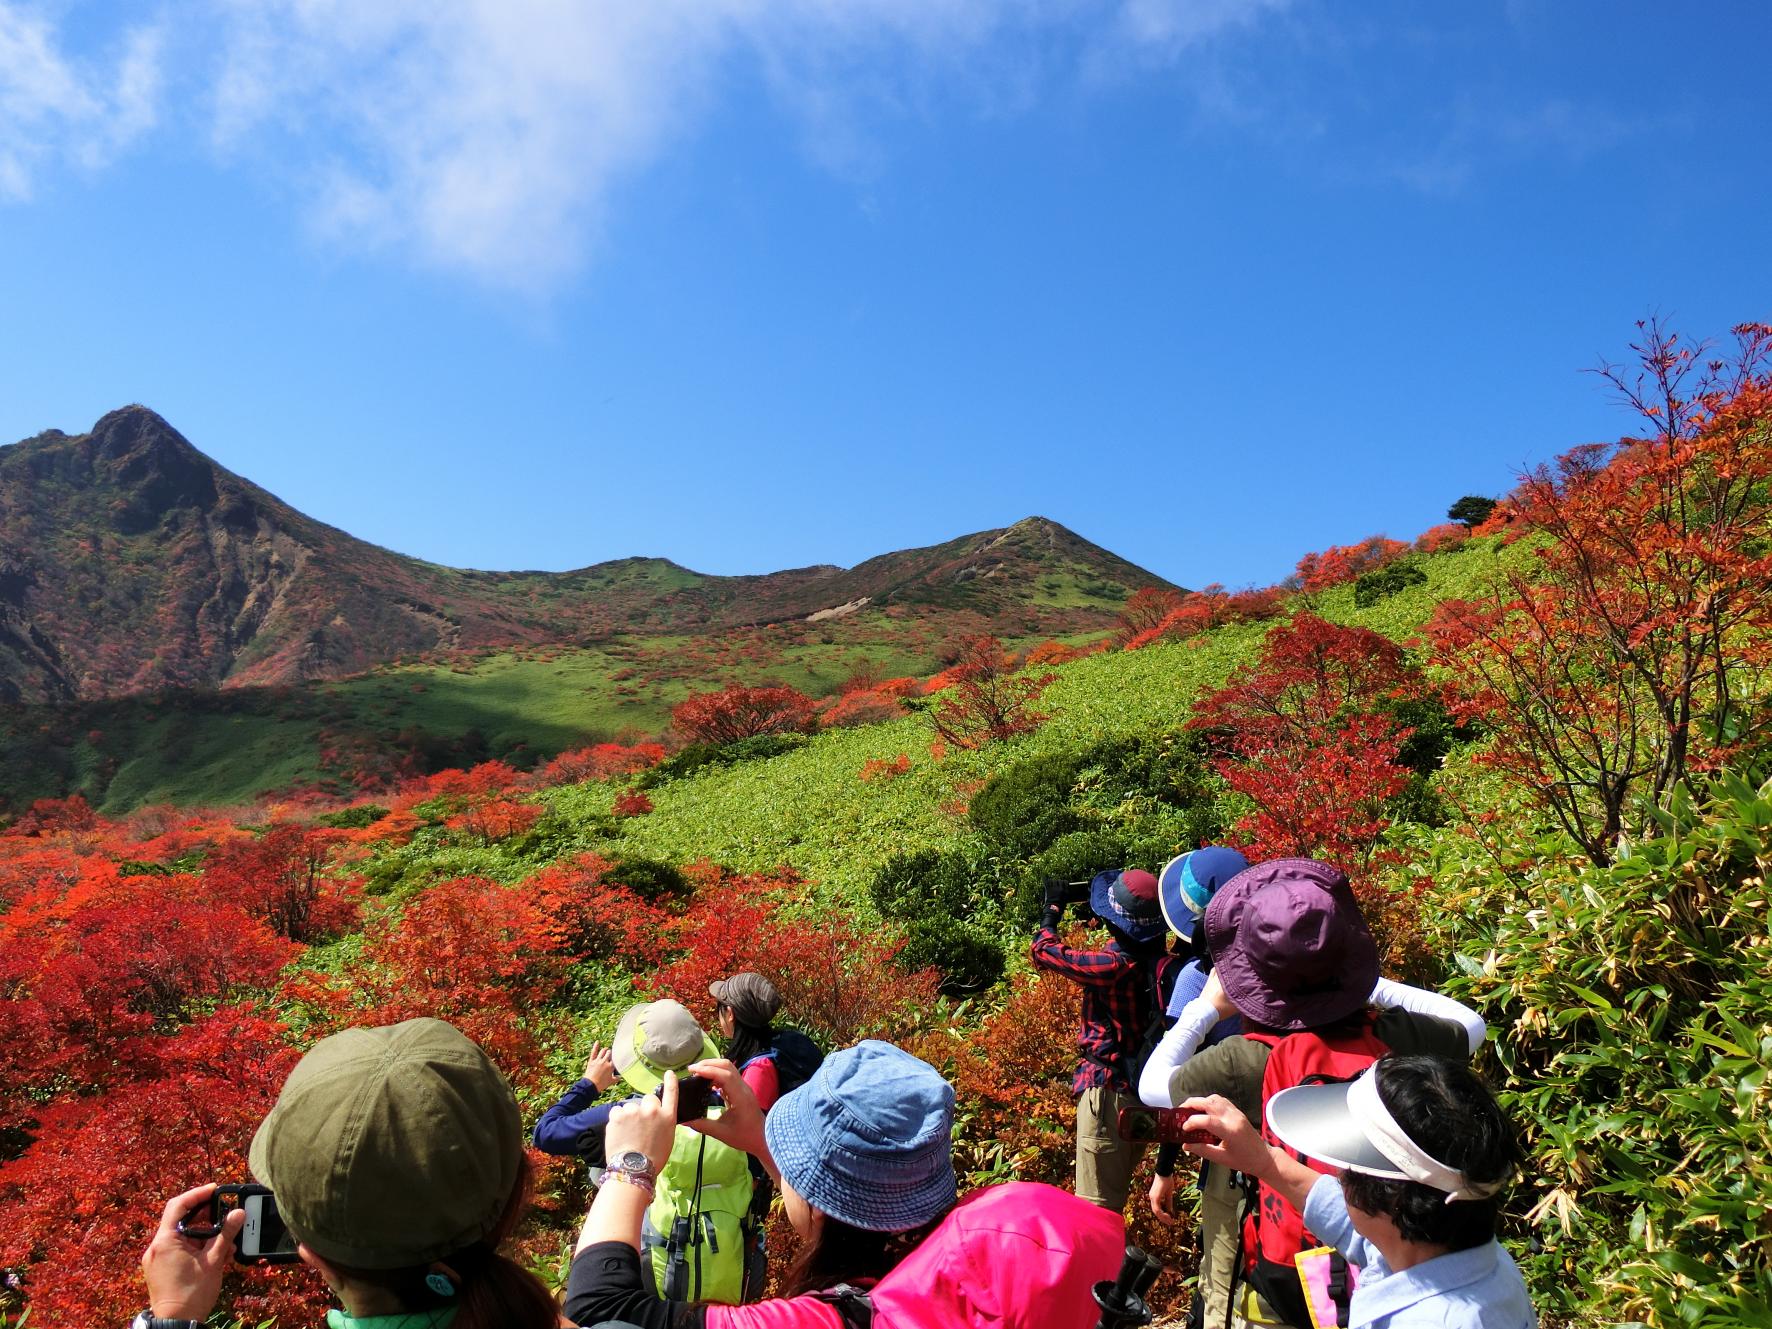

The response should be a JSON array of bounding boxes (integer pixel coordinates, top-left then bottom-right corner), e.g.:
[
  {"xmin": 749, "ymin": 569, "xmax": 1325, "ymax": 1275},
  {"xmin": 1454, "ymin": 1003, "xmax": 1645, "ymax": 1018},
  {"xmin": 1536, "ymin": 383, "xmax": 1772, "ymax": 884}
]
[{"xmin": 708, "ymin": 1182, "xmax": 1125, "ymax": 1329}]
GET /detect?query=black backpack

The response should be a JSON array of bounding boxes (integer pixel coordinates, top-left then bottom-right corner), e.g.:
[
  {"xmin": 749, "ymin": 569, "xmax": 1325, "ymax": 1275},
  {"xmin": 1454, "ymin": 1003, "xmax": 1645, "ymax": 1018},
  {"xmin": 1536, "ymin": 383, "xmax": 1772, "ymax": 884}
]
[{"xmin": 768, "ymin": 1028, "xmax": 825, "ymax": 1096}]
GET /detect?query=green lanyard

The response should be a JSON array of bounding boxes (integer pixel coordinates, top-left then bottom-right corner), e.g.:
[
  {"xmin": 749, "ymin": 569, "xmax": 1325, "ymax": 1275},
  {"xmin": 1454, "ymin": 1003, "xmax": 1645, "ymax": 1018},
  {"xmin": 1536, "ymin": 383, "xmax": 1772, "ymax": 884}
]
[{"xmin": 325, "ymin": 1306, "xmax": 458, "ymax": 1329}]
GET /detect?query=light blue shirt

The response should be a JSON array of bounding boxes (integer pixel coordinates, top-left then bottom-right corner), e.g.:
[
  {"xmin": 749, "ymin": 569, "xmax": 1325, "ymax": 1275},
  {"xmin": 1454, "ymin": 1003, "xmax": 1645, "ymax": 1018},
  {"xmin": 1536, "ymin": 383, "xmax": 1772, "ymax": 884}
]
[{"xmin": 1303, "ymin": 1175, "xmax": 1537, "ymax": 1328}]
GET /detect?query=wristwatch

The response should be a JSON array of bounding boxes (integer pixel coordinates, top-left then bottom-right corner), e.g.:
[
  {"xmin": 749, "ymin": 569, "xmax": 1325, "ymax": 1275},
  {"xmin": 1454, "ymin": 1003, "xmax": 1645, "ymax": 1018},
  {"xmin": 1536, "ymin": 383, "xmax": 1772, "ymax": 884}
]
[
  {"xmin": 132, "ymin": 1313, "xmax": 203, "ymax": 1329},
  {"xmin": 597, "ymin": 1149, "xmax": 657, "ymax": 1195}
]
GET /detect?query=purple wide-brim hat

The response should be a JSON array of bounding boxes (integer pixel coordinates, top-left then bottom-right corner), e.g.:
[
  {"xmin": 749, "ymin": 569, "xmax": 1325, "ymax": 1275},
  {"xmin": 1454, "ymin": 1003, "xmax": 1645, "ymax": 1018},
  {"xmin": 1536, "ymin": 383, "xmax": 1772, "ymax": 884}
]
[
  {"xmin": 1202, "ymin": 858, "xmax": 1379, "ymax": 1031},
  {"xmin": 1088, "ymin": 868, "xmax": 1166, "ymax": 944}
]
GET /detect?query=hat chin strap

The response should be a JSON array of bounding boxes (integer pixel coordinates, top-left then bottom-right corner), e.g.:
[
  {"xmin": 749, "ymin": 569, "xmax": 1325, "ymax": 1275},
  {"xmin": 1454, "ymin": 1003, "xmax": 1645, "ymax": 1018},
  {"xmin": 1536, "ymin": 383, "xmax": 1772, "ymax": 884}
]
[{"xmin": 1346, "ymin": 1072, "xmax": 1505, "ymax": 1204}]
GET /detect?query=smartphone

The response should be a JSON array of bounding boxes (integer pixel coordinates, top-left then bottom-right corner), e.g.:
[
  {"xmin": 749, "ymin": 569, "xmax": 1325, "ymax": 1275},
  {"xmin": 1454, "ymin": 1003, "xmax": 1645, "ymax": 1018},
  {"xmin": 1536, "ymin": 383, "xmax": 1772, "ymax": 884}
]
[
  {"xmin": 178, "ymin": 1184, "xmax": 302, "ymax": 1265},
  {"xmin": 655, "ymin": 1074, "xmax": 723, "ymax": 1123},
  {"xmin": 1116, "ymin": 1106, "xmax": 1220, "ymax": 1147}
]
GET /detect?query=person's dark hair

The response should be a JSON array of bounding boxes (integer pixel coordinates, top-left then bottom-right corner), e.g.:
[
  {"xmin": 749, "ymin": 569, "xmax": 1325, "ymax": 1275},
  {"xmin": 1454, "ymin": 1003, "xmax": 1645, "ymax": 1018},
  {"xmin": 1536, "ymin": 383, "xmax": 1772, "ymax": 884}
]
[
  {"xmin": 722, "ymin": 1006, "xmax": 774, "ymax": 1072},
  {"xmin": 328, "ymin": 1155, "xmax": 556, "ymax": 1329},
  {"xmin": 1336, "ymin": 1056, "xmax": 1520, "ymax": 1252},
  {"xmin": 781, "ymin": 1208, "xmax": 950, "ymax": 1297}
]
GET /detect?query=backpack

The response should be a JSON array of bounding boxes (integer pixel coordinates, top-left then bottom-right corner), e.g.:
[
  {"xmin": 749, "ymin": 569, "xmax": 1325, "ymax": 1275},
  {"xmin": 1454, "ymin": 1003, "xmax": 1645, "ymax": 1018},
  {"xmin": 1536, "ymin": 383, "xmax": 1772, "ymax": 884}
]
[
  {"xmin": 1235, "ymin": 1021, "xmax": 1389, "ymax": 1329},
  {"xmin": 641, "ymin": 1123, "xmax": 757, "ymax": 1304},
  {"xmin": 767, "ymin": 1027, "xmax": 825, "ymax": 1097}
]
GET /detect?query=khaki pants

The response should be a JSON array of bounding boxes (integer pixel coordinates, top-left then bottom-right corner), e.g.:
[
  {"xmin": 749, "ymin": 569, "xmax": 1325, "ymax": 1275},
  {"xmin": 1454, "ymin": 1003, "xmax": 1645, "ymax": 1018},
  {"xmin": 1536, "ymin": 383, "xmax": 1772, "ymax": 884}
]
[
  {"xmin": 1196, "ymin": 1160, "xmax": 1250, "ymax": 1329},
  {"xmin": 1075, "ymin": 1085, "xmax": 1148, "ymax": 1211}
]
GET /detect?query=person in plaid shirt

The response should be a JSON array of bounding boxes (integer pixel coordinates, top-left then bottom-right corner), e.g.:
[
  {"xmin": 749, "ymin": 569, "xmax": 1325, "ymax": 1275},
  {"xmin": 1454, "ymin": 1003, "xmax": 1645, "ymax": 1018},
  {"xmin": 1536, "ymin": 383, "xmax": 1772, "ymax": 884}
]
[{"xmin": 1031, "ymin": 867, "xmax": 1178, "ymax": 1212}]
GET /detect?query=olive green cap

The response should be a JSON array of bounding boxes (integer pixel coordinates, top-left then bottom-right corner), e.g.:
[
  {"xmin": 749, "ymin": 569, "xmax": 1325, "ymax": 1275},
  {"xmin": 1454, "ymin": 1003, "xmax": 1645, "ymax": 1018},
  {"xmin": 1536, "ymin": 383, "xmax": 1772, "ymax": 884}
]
[{"xmin": 248, "ymin": 1018, "xmax": 522, "ymax": 1269}]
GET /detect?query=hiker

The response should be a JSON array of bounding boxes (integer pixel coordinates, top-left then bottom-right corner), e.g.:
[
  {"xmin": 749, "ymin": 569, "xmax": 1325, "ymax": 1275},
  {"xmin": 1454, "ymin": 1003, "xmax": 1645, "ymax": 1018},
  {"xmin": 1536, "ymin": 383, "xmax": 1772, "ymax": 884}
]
[
  {"xmin": 707, "ymin": 972, "xmax": 823, "ymax": 1112},
  {"xmin": 535, "ymin": 1000, "xmax": 758, "ymax": 1304},
  {"xmin": 1137, "ymin": 858, "xmax": 1485, "ymax": 1329},
  {"xmin": 1143, "ymin": 847, "xmax": 1250, "ymax": 1329},
  {"xmin": 1180, "ymin": 1055, "xmax": 1536, "ymax": 1328},
  {"xmin": 1031, "ymin": 866, "xmax": 1179, "ymax": 1211},
  {"xmin": 566, "ymin": 1040, "xmax": 1125, "ymax": 1329},
  {"xmin": 136, "ymin": 1018, "xmax": 557, "ymax": 1329}
]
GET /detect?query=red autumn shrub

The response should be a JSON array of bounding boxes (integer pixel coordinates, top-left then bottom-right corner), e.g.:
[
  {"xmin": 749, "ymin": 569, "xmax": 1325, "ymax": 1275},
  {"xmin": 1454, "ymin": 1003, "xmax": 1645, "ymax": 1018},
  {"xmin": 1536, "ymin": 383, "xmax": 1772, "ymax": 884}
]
[
  {"xmin": 287, "ymin": 876, "xmax": 565, "ymax": 1086},
  {"xmin": 531, "ymin": 741, "xmax": 667, "ymax": 789},
  {"xmin": 1190, "ymin": 614, "xmax": 1420, "ymax": 873},
  {"xmin": 820, "ymin": 687, "xmax": 909, "ymax": 729},
  {"xmin": 4, "ymin": 794, "xmax": 96, "ymax": 838},
  {"xmin": 445, "ymin": 797, "xmax": 543, "ymax": 844},
  {"xmin": 928, "ymin": 637, "xmax": 1057, "ymax": 750},
  {"xmin": 1413, "ymin": 522, "xmax": 1470, "ymax": 554},
  {"xmin": 1122, "ymin": 583, "xmax": 1288, "ymax": 650},
  {"xmin": 1116, "ymin": 587, "xmax": 1188, "ymax": 646},
  {"xmin": 1294, "ymin": 535, "xmax": 1411, "ymax": 592},
  {"xmin": 858, "ymin": 754, "xmax": 912, "ymax": 783},
  {"xmin": 203, "ymin": 824, "xmax": 361, "ymax": 942},
  {"xmin": 527, "ymin": 854, "xmax": 679, "ymax": 971},
  {"xmin": 672, "ymin": 685, "xmax": 817, "ymax": 745},
  {"xmin": 0, "ymin": 1007, "xmax": 318, "ymax": 1328},
  {"xmin": 611, "ymin": 787, "xmax": 654, "ymax": 817},
  {"xmin": 1428, "ymin": 320, "xmax": 1772, "ymax": 864}
]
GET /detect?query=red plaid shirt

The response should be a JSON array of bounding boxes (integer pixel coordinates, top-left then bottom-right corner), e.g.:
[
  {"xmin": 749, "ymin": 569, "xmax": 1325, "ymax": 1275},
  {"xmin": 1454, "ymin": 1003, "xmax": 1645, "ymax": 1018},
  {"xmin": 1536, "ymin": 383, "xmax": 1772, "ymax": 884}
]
[{"xmin": 1032, "ymin": 925, "xmax": 1178, "ymax": 1095}]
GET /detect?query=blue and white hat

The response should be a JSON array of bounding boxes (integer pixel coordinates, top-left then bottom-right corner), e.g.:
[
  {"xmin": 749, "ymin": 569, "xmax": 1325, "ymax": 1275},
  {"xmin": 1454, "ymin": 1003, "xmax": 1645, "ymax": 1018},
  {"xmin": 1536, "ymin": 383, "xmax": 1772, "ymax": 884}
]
[{"xmin": 1157, "ymin": 847, "xmax": 1250, "ymax": 941}]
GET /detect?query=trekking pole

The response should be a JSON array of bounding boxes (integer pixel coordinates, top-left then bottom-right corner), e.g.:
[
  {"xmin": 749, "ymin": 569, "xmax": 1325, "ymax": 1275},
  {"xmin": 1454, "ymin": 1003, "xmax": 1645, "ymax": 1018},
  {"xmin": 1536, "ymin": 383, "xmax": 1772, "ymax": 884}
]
[{"xmin": 1092, "ymin": 1243, "xmax": 1162, "ymax": 1329}]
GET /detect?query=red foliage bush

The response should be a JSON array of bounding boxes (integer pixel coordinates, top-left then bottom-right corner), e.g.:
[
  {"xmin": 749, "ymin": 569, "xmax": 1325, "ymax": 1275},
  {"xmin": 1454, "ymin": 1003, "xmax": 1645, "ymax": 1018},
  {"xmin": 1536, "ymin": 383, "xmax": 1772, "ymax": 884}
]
[
  {"xmin": 4, "ymin": 793, "xmax": 96, "ymax": 838},
  {"xmin": 672, "ymin": 684, "xmax": 817, "ymax": 745},
  {"xmin": 203, "ymin": 824, "xmax": 361, "ymax": 942},
  {"xmin": 286, "ymin": 875, "xmax": 565, "ymax": 1086},
  {"xmin": 444, "ymin": 797, "xmax": 543, "ymax": 844},
  {"xmin": 1413, "ymin": 522, "xmax": 1470, "ymax": 554},
  {"xmin": 928, "ymin": 637, "xmax": 1057, "ymax": 750},
  {"xmin": 1190, "ymin": 614, "xmax": 1420, "ymax": 872},
  {"xmin": 531, "ymin": 741, "xmax": 667, "ymax": 789},
  {"xmin": 819, "ymin": 687, "xmax": 909, "ymax": 729},
  {"xmin": 1121, "ymin": 583, "xmax": 1287, "ymax": 650},
  {"xmin": 858, "ymin": 754, "xmax": 912, "ymax": 783},
  {"xmin": 1294, "ymin": 535, "xmax": 1411, "ymax": 592},
  {"xmin": 611, "ymin": 787, "xmax": 654, "ymax": 817},
  {"xmin": 0, "ymin": 1006, "xmax": 319, "ymax": 1328}
]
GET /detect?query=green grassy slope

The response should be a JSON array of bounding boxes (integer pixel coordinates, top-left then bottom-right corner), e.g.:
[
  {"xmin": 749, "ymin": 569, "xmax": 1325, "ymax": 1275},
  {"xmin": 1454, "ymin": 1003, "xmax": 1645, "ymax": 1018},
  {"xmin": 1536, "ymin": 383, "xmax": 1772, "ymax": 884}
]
[{"xmin": 548, "ymin": 539, "xmax": 1530, "ymax": 902}]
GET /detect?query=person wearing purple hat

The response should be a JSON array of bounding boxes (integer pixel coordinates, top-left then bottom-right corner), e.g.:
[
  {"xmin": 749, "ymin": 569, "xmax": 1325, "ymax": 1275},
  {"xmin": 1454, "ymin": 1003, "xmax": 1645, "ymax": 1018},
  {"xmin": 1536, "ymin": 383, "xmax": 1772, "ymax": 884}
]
[
  {"xmin": 1135, "ymin": 859, "xmax": 1487, "ymax": 1329},
  {"xmin": 1031, "ymin": 866, "xmax": 1182, "ymax": 1212}
]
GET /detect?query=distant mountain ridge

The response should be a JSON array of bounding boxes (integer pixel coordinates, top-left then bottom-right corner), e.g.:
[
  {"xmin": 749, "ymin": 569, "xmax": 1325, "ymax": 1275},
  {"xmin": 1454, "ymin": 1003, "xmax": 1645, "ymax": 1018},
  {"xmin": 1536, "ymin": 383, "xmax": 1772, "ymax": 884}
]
[{"xmin": 0, "ymin": 406, "xmax": 1172, "ymax": 703}]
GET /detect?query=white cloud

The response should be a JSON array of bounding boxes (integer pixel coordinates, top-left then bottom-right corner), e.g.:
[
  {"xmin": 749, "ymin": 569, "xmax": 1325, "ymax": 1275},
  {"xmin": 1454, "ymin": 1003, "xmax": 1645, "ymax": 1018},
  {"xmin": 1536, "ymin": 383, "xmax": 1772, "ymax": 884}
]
[
  {"xmin": 1, "ymin": 0, "xmax": 1292, "ymax": 288},
  {"xmin": 0, "ymin": 2, "xmax": 162, "ymax": 200}
]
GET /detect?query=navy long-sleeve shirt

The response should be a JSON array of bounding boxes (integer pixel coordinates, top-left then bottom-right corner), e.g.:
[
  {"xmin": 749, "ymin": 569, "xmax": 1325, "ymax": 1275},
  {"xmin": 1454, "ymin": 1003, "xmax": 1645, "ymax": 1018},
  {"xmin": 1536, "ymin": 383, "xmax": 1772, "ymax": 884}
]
[{"xmin": 533, "ymin": 1078, "xmax": 623, "ymax": 1166}]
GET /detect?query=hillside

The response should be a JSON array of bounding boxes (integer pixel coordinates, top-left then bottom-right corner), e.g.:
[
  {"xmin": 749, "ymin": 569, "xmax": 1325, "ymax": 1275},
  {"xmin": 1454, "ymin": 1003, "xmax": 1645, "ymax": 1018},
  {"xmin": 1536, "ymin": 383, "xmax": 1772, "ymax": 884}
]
[{"xmin": 0, "ymin": 407, "xmax": 1169, "ymax": 704}]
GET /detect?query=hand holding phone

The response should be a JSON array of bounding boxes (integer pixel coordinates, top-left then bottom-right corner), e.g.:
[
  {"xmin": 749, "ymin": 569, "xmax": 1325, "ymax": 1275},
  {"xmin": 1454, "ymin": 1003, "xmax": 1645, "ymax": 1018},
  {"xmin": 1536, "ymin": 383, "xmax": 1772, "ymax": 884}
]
[
  {"xmin": 655, "ymin": 1073, "xmax": 723, "ymax": 1123},
  {"xmin": 178, "ymin": 1184, "xmax": 301, "ymax": 1265}
]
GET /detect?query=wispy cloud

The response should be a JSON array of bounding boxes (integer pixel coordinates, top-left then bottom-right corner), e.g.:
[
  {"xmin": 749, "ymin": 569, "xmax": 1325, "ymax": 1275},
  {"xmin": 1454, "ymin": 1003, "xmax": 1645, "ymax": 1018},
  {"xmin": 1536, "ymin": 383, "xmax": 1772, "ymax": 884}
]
[
  {"xmin": 0, "ymin": 2, "xmax": 161, "ymax": 201},
  {"xmin": 0, "ymin": 0, "xmax": 1293, "ymax": 289}
]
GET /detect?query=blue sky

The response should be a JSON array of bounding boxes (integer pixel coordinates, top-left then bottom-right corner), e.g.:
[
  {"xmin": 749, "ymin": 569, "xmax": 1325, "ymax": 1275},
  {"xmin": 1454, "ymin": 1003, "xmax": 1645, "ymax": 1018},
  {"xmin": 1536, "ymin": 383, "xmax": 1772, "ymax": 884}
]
[{"xmin": 2, "ymin": 1, "xmax": 1768, "ymax": 592}]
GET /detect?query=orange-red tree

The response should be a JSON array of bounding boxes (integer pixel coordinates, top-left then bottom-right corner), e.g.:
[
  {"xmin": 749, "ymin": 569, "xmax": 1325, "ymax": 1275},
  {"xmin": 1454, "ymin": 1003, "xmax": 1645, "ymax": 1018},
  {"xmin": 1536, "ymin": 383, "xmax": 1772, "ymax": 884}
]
[
  {"xmin": 1428, "ymin": 320, "xmax": 1772, "ymax": 864},
  {"xmin": 1190, "ymin": 613, "xmax": 1418, "ymax": 870},
  {"xmin": 927, "ymin": 637, "xmax": 1057, "ymax": 750},
  {"xmin": 672, "ymin": 684, "xmax": 817, "ymax": 745}
]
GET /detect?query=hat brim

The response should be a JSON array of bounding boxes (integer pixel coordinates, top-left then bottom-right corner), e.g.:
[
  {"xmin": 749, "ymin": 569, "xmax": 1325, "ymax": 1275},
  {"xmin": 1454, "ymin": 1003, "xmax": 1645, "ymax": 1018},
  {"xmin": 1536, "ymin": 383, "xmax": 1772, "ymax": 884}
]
[
  {"xmin": 1265, "ymin": 1077, "xmax": 1409, "ymax": 1180},
  {"xmin": 764, "ymin": 1077, "xmax": 958, "ymax": 1233},
  {"xmin": 1158, "ymin": 853, "xmax": 1200, "ymax": 939},
  {"xmin": 611, "ymin": 1004, "xmax": 719, "ymax": 1094},
  {"xmin": 1089, "ymin": 872, "xmax": 1166, "ymax": 944}
]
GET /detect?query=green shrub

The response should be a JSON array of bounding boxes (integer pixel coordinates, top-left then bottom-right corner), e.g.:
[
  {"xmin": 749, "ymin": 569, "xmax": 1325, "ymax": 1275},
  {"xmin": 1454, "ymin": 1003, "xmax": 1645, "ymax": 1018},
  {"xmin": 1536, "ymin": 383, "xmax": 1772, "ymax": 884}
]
[
  {"xmin": 637, "ymin": 734, "xmax": 808, "ymax": 788},
  {"xmin": 312, "ymin": 804, "xmax": 391, "ymax": 830},
  {"xmin": 1353, "ymin": 559, "xmax": 1428, "ymax": 608},
  {"xmin": 1421, "ymin": 767, "xmax": 1772, "ymax": 1326},
  {"xmin": 968, "ymin": 753, "xmax": 1085, "ymax": 859},
  {"xmin": 869, "ymin": 849, "xmax": 1006, "ymax": 994},
  {"xmin": 604, "ymin": 856, "xmax": 691, "ymax": 902},
  {"xmin": 1012, "ymin": 828, "xmax": 1131, "ymax": 924}
]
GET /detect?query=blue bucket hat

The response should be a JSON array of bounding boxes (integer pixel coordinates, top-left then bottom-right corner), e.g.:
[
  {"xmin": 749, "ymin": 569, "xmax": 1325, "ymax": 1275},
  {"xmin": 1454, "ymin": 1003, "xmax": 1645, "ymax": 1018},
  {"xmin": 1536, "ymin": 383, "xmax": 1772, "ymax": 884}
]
[
  {"xmin": 1088, "ymin": 868, "xmax": 1166, "ymax": 945},
  {"xmin": 762, "ymin": 1040, "xmax": 956, "ymax": 1232},
  {"xmin": 1157, "ymin": 847, "xmax": 1250, "ymax": 940}
]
